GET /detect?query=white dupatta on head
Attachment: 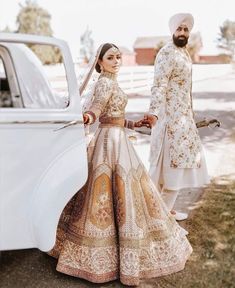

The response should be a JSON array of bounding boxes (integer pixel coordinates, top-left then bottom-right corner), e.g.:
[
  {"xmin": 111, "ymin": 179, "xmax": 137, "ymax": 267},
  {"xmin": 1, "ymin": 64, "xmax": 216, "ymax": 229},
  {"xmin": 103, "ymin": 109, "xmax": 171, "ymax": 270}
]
[{"xmin": 79, "ymin": 44, "xmax": 104, "ymax": 112}]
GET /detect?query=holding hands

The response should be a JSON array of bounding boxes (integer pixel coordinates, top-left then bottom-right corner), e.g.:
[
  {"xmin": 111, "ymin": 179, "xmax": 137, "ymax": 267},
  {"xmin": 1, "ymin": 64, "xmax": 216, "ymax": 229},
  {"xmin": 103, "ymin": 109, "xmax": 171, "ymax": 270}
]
[{"xmin": 135, "ymin": 114, "xmax": 158, "ymax": 128}]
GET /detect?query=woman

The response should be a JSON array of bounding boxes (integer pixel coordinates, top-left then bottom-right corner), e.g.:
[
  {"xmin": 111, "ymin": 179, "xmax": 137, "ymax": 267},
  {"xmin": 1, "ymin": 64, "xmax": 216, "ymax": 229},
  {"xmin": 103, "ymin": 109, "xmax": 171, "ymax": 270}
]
[{"xmin": 49, "ymin": 43, "xmax": 192, "ymax": 286}]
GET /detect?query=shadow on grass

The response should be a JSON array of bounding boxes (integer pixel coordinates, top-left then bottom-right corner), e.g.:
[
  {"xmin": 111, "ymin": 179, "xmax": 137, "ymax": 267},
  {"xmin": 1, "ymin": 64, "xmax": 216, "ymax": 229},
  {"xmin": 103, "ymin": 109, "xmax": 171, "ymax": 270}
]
[{"xmin": 140, "ymin": 174, "xmax": 235, "ymax": 288}]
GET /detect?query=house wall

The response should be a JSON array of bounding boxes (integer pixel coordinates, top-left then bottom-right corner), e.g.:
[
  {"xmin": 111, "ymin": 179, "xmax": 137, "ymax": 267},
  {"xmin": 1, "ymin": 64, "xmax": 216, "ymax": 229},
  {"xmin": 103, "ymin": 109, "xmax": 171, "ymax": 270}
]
[
  {"xmin": 122, "ymin": 54, "xmax": 136, "ymax": 66},
  {"xmin": 134, "ymin": 48, "xmax": 156, "ymax": 65},
  {"xmin": 135, "ymin": 47, "xmax": 201, "ymax": 64},
  {"xmin": 199, "ymin": 55, "xmax": 231, "ymax": 64}
]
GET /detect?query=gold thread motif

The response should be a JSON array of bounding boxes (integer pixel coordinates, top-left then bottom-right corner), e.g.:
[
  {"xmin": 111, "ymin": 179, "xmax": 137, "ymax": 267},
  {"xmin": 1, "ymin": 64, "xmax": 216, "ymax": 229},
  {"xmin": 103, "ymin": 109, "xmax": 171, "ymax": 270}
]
[
  {"xmin": 114, "ymin": 173, "xmax": 126, "ymax": 227},
  {"xmin": 140, "ymin": 171, "xmax": 163, "ymax": 219},
  {"xmin": 89, "ymin": 173, "xmax": 113, "ymax": 230},
  {"xmin": 131, "ymin": 175, "xmax": 146, "ymax": 229},
  {"xmin": 49, "ymin": 71, "xmax": 193, "ymax": 285}
]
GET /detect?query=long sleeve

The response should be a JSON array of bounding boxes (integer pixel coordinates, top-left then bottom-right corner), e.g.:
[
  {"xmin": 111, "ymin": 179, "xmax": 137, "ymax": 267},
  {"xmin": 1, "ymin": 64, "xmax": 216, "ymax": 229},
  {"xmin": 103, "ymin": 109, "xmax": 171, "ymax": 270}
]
[
  {"xmin": 149, "ymin": 46, "xmax": 174, "ymax": 118},
  {"xmin": 85, "ymin": 77, "xmax": 114, "ymax": 121}
]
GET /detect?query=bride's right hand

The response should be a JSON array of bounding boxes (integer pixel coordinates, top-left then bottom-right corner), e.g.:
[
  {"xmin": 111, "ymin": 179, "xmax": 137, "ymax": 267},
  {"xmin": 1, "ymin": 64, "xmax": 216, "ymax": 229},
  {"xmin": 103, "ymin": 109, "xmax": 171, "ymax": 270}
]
[{"xmin": 83, "ymin": 113, "xmax": 89, "ymax": 124}]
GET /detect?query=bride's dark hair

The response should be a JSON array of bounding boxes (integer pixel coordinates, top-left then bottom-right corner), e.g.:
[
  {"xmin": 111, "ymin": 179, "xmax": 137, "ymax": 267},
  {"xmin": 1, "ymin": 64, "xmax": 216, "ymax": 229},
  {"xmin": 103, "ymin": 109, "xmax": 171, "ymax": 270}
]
[{"xmin": 95, "ymin": 43, "xmax": 119, "ymax": 73}]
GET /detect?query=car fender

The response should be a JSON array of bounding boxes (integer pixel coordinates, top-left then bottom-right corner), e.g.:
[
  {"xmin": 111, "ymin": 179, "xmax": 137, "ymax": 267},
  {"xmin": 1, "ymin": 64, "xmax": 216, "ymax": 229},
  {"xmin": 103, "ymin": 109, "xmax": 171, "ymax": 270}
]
[{"xmin": 28, "ymin": 139, "xmax": 88, "ymax": 251}]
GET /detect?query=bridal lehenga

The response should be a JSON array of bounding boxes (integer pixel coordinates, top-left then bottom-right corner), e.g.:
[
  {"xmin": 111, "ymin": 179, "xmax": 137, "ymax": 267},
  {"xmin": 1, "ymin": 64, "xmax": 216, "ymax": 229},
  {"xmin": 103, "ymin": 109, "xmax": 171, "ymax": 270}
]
[{"xmin": 49, "ymin": 71, "xmax": 192, "ymax": 286}]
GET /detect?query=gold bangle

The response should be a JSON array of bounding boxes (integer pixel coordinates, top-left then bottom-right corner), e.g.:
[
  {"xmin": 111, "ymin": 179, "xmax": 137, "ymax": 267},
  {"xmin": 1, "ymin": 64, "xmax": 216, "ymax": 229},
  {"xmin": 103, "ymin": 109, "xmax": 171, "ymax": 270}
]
[
  {"xmin": 125, "ymin": 119, "xmax": 135, "ymax": 130},
  {"xmin": 84, "ymin": 111, "xmax": 96, "ymax": 124}
]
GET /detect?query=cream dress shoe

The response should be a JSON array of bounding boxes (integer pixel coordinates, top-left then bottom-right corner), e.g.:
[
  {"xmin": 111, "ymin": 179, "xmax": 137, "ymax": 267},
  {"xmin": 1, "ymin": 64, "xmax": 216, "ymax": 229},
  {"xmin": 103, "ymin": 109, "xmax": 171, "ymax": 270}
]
[{"xmin": 171, "ymin": 210, "xmax": 188, "ymax": 221}]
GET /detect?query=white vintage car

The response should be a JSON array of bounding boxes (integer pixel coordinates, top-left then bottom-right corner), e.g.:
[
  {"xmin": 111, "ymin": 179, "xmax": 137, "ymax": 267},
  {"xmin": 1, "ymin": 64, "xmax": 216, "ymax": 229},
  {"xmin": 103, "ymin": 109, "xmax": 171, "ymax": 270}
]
[{"xmin": 0, "ymin": 33, "xmax": 88, "ymax": 252}]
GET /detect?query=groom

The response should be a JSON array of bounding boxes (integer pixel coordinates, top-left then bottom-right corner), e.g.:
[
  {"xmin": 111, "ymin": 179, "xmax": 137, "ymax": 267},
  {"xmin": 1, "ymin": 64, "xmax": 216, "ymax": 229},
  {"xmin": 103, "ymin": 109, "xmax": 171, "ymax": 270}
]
[{"xmin": 143, "ymin": 13, "xmax": 209, "ymax": 221}]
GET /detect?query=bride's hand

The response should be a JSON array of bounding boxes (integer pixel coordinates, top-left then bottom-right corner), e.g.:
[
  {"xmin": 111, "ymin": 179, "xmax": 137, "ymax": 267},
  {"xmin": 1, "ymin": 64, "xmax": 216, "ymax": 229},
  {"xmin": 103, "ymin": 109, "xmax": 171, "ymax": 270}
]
[
  {"xmin": 83, "ymin": 113, "xmax": 90, "ymax": 124},
  {"xmin": 134, "ymin": 119, "xmax": 146, "ymax": 127}
]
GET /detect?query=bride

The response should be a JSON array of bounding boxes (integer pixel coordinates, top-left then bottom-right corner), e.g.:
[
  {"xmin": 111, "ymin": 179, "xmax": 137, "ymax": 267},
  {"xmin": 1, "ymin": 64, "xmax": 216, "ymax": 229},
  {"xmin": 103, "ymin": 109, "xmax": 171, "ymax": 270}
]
[{"xmin": 49, "ymin": 43, "xmax": 192, "ymax": 286}]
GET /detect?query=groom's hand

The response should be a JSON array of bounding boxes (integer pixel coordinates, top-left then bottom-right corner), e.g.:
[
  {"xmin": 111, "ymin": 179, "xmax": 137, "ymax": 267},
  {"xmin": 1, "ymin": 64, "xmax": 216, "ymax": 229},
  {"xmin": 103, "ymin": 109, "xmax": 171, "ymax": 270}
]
[
  {"xmin": 143, "ymin": 114, "xmax": 158, "ymax": 128},
  {"xmin": 134, "ymin": 119, "xmax": 145, "ymax": 127},
  {"xmin": 134, "ymin": 118, "xmax": 152, "ymax": 128}
]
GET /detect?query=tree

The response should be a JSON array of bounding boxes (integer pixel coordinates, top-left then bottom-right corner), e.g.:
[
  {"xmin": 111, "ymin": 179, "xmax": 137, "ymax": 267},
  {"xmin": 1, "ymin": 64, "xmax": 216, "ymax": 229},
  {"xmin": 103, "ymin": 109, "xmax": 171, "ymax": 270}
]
[
  {"xmin": 80, "ymin": 27, "xmax": 94, "ymax": 63},
  {"xmin": 155, "ymin": 41, "xmax": 165, "ymax": 51},
  {"xmin": 187, "ymin": 32, "xmax": 203, "ymax": 63},
  {"xmin": 16, "ymin": 0, "xmax": 62, "ymax": 64},
  {"xmin": 1, "ymin": 26, "xmax": 12, "ymax": 33},
  {"xmin": 152, "ymin": 40, "xmax": 167, "ymax": 65},
  {"xmin": 217, "ymin": 20, "xmax": 235, "ymax": 61}
]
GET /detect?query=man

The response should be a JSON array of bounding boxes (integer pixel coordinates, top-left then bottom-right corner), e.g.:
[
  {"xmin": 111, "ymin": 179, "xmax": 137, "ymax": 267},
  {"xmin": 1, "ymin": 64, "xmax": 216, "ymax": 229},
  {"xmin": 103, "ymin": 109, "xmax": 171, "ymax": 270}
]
[{"xmin": 144, "ymin": 13, "xmax": 209, "ymax": 221}]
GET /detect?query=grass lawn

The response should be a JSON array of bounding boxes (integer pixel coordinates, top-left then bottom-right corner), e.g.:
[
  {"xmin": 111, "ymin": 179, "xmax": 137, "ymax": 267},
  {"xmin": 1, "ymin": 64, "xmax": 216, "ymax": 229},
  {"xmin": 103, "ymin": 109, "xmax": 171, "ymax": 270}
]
[{"xmin": 141, "ymin": 174, "xmax": 235, "ymax": 288}]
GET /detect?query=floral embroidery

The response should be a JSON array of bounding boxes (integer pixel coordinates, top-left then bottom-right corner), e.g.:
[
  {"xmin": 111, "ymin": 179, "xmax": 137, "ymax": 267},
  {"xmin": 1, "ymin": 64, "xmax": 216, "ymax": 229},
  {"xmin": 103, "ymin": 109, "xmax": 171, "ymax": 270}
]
[
  {"xmin": 86, "ymin": 73, "xmax": 128, "ymax": 119},
  {"xmin": 149, "ymin": 41, "xmax": 201, "ymax": 168},
  {"xmin": 50, "ymin": 71, "xmax": 192, "ymax": 286}
]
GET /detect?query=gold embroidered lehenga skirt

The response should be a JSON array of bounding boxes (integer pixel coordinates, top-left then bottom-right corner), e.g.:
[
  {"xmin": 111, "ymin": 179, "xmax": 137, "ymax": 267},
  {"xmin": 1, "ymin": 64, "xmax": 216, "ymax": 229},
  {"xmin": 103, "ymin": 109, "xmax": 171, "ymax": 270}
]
[{"xmin": 49, "ymin": 125, "xmax": 193, "ymax": 286}]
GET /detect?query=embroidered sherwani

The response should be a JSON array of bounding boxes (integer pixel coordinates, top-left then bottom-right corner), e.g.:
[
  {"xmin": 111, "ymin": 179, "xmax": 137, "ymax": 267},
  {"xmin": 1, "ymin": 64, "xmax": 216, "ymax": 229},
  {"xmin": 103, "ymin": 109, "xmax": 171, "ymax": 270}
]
[
  {"xmin": 50, "ymin": 71, "xmax": 192, "ymax": 286},
  {"xmin": 149, "ymin": 41, "xmax": 209, "ymax": 190}
]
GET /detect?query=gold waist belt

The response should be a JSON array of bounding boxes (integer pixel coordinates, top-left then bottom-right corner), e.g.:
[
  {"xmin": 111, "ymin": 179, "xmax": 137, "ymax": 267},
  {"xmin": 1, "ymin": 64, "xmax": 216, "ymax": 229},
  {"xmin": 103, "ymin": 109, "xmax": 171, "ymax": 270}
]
[{"xmin": 99, "ymin": 116, "xmax": 125, "ymax": 127}]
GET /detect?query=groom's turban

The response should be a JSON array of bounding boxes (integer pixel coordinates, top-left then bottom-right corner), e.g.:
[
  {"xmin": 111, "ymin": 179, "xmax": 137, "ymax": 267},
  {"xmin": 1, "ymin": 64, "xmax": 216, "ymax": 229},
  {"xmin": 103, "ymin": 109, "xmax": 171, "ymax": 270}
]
[{"xmin": 169, "ymin": 13, "xmax": 194, "ymax": 35}]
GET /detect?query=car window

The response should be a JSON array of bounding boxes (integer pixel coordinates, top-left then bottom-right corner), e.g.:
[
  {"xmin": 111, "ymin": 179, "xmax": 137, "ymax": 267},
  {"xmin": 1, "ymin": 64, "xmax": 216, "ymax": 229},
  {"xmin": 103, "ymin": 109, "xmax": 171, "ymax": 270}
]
[
  {"xmin": 0, "ymin": 43, "xmax": 69, "ymax": 109},
  {"xmin": 0, "ymin": 57, "xmax": 13, "ymax": 107}
]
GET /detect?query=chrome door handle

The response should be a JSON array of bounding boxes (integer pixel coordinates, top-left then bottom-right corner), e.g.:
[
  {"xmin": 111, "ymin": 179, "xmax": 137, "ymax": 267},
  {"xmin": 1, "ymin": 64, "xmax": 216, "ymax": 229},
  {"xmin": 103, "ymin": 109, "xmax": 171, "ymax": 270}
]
[{"xmin": 54, "ymin": 119, "xmax": 84, "ymax": 131}]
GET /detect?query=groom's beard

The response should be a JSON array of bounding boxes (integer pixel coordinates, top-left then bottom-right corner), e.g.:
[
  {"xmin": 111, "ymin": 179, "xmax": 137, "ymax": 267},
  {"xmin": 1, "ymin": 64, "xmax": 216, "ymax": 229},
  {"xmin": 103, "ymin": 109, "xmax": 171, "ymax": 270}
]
[{"xmin": 173, "ymin": 35, "xmax": 188, "ymax": 47}]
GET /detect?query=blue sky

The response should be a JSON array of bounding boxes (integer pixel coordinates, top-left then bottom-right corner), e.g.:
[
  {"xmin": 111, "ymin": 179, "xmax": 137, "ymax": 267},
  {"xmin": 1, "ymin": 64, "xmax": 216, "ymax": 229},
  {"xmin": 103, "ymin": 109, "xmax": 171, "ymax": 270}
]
[{"xmin": 0, "ymin": 0, "xmax": 234, "ymax": 60}]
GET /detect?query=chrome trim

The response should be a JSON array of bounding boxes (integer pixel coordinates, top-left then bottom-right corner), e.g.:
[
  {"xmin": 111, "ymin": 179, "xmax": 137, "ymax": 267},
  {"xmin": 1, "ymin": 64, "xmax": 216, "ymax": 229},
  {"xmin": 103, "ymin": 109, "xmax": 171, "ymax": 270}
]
[
  {"xmin": 0, "ymin": 120, "xmax": 83, "ymax": 125},
  {"xmin": 54, "ymin": 120, "xmax": 84, "ymax": 131}
]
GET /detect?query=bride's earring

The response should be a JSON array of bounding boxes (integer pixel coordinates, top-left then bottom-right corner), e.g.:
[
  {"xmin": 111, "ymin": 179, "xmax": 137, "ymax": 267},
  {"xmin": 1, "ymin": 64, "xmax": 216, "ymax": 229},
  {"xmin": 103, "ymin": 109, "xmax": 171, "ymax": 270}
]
[{"xmin": 100, "ymin": 64, "xmax": 104, "ymax": 72}]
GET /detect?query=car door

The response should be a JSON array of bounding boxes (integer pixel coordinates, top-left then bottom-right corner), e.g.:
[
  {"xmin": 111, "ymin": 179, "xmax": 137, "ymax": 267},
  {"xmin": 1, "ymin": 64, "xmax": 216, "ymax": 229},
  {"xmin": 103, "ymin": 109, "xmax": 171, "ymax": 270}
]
[{"xmin": 0, "ymin": 33, "xmax": 88, "ymax": 252}]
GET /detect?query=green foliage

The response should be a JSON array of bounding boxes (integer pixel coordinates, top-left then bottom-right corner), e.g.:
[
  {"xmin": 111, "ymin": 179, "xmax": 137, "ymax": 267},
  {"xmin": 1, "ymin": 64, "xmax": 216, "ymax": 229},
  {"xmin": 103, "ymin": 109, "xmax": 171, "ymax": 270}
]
[
  {"xmin": 155, "ymin": 40, "xmax": 165, "ymax": 51},
  {"xmin": 80, "ymin": 27, "xmax": 94, "ymax": 63},
  {"xmin": 28, "ymin": 44, "xmax": 62, "ymax": 65},
  {"xmin": 218, "ymin": 20, "xmax": 235, "ymax": 59},
  {"xmin": 187, "ymin": 32, "xmax": 203, "ymax": 62},
  {"xmin": 1, "ymin": 26, "xmax": 12, "ymax": 33},
  {"xmin": 16, "ymin": 0, "xmax": 62, "ymax": 64},
  {"xmin": 17, "ymin": 0, "xmax": 52, "ymax": 35},
  {"xmin": 142, "ymin": 175, "xmax": 235, "ymax": 287}
]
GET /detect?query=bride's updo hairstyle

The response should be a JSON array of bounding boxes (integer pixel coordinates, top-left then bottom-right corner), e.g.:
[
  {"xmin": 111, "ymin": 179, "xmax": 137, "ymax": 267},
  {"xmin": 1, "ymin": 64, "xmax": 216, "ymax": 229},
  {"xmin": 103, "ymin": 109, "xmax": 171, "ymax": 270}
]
[{"xmin": 95, "ymin": 43, "xmax": 120, "ymax": 73}]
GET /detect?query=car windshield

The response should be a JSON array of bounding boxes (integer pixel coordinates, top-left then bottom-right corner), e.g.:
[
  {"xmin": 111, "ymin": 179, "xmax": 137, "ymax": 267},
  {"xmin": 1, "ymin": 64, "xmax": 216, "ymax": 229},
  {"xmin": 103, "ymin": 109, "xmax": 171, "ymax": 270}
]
[{"xmin": 0, "ymin": 42, "xmax": 69, "ymax": 109}]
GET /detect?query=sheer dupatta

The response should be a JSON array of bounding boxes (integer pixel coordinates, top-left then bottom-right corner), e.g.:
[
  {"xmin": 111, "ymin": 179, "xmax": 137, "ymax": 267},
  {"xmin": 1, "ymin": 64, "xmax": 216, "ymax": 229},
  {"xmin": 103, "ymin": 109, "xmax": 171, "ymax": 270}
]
[
  {"xmin": 78, "ymin": 45, "xmax": 104, "ymax": 142},
  {"xmin": 79, "ymin": 44, "xmax": 104, "ymax": 111}
]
